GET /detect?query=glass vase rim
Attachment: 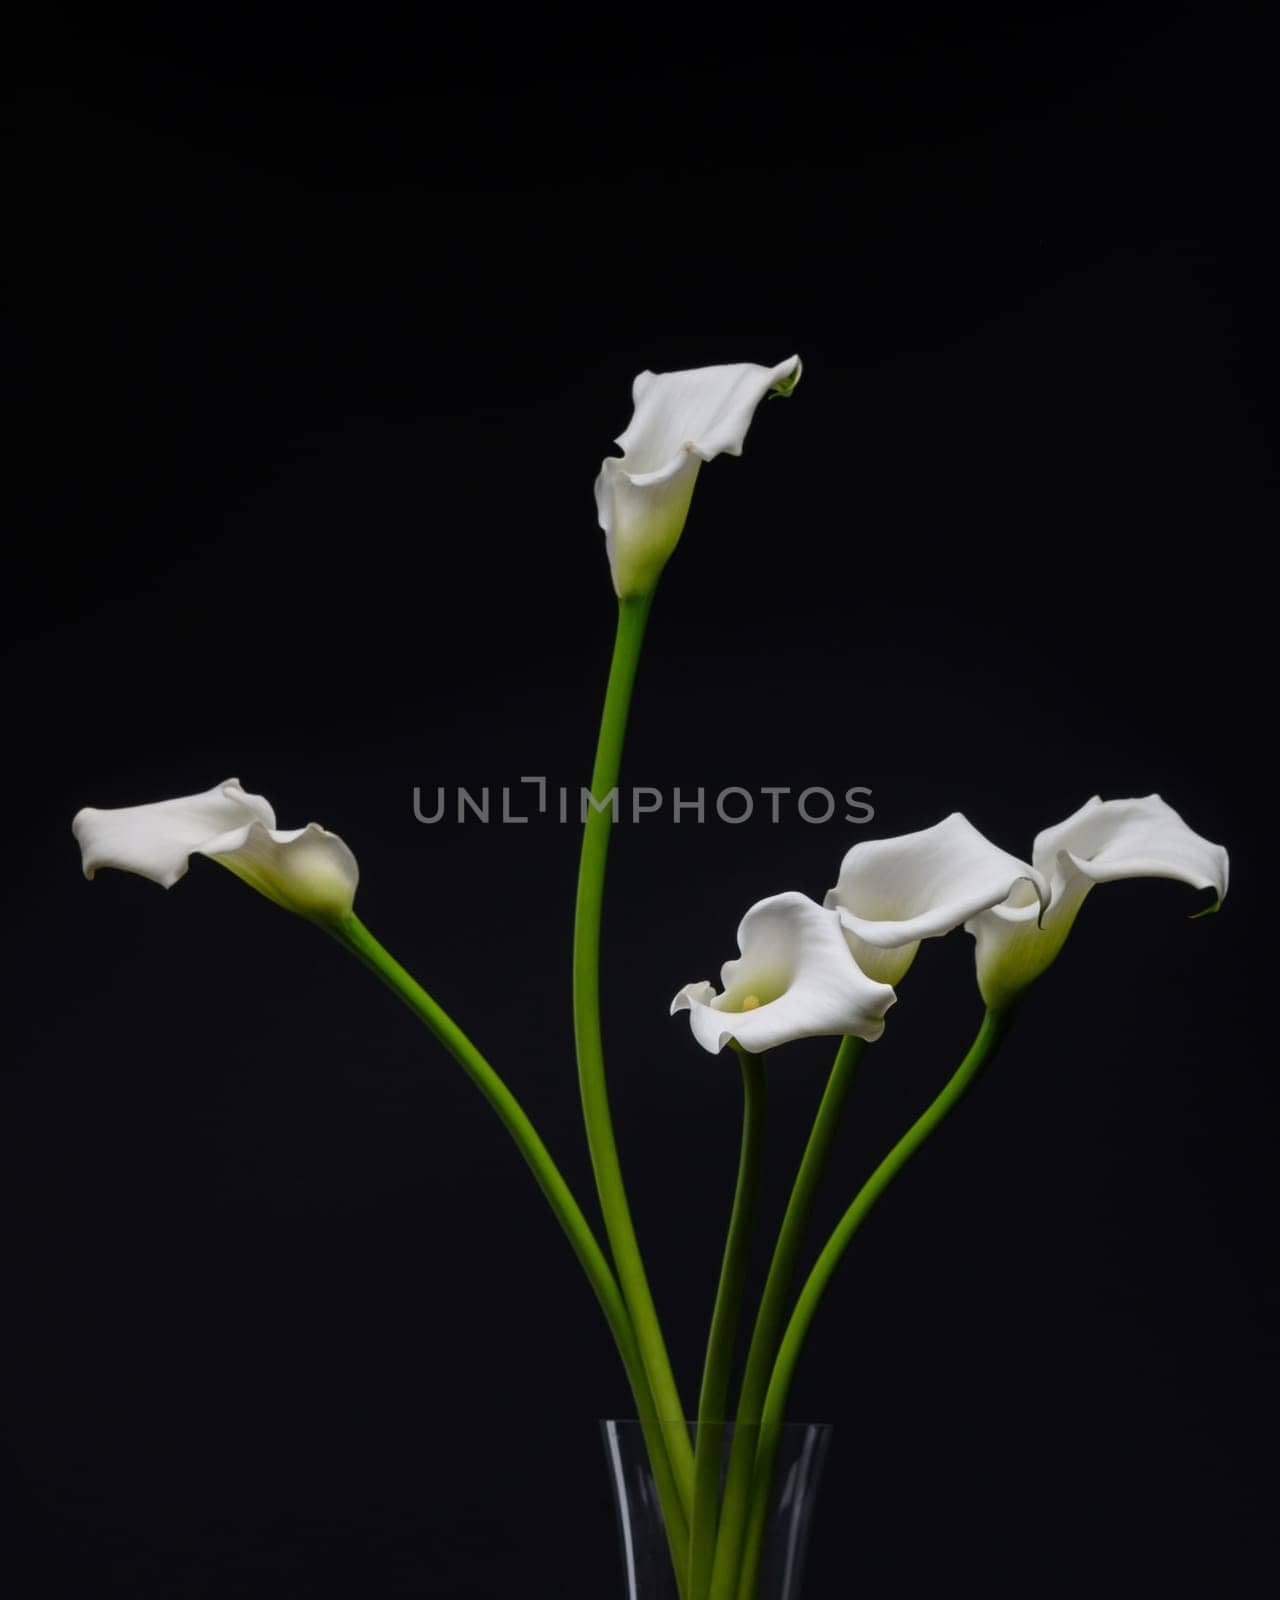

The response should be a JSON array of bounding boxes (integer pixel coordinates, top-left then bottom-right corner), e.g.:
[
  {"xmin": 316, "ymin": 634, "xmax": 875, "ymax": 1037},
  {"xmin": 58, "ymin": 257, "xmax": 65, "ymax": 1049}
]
[{"xmin": 600, "ymin": 1416, "xmax": 832, "ymax": 1430}]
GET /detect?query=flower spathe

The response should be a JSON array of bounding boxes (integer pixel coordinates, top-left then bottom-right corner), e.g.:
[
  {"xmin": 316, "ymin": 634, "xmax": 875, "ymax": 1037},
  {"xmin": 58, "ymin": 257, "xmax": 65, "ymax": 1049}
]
[
  {"xmin": 824, "ymin": 813, "xmax": 1049, "ymax": 986},
  {"xmin": 72, "ymin": 778, "xmax": 358, "ymax": 925},
  {"xmin": 966, "ymin": 794, "xmax": 1229, "ymax": 1011},
  {"xmin": 671, "ymin": 891, "xmax": 896, "ymax": 1055},
  {"xmin": 595, "ymin": 356, "xmax": 802, "ymax": 597}
]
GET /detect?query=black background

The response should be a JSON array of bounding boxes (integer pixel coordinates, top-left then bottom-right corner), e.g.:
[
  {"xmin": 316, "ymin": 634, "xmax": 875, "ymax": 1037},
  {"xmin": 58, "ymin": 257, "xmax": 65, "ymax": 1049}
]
[{"xmin": 5, "ymin": 5, "xmax": 1275, "ymax": 1595}]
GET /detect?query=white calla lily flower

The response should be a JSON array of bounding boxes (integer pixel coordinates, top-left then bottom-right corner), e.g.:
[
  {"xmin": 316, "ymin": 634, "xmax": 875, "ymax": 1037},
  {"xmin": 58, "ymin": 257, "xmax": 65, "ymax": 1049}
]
[
  {"xmin": 595, "ymin": 355, "xmax": 802, "ymax": 597},
  {"xmin": 73, "ymin": 778, "xmax": 358, "ymax": 925},
  {"xmin": 966, "ymin": 794, "xmax": 1229, "ymax": 1011},
  {"xmin": 823, "ymin": 813, "xmax": 1049, "ymax": 986},
  {"xmin": 671, "ymin": 891, "xmax": 896, "ymax": 1055}
]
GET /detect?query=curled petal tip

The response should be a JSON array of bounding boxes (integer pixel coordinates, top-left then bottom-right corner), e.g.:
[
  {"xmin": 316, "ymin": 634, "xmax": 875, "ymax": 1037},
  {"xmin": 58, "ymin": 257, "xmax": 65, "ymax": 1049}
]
[
  {"xmin": 670, "ymin": 980, "xmax": 714, "ymax": 1018},
  {"xmin": 769, "ymin": 355, "xmax": 803, "ymax": 397}
]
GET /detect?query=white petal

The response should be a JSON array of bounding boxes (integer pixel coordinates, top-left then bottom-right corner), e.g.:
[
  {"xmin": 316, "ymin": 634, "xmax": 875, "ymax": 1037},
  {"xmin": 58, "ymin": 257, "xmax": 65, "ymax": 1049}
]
[
  {"xmin": 73, "ymin": 779, "xmax": 358, "ymax": 923},
  {"xmin": 824, "ymin": 813, "xmax": 1047, "ymax": 985},
  {"xmin": 671, "ymin": 891, "xmax": 895, "ymax": 1055},
  {"xmin": 595, "ymin": 355, "xmax": 801, "ymax": 597},
  {"xmin": 1031, "ymin": 794, "xmax": 1229, "ymax": 903},
  {"xmin": 617, "ymin": 357, "xmax": 803, "ymax": 473},
  {"xmin": 73, "ymin": 779, "xmax": 275, "ymax": 889},
  {"xmin": 967, "ymin": 795, "xmax": 1228, "ymax": 1011}
]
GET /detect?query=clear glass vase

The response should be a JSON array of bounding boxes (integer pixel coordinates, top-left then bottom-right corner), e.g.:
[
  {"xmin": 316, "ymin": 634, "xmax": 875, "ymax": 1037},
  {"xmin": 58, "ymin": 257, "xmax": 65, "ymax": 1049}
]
[{"xmin": 601, "ymin": 1419, "xmax": 831, "ymax": 1600}]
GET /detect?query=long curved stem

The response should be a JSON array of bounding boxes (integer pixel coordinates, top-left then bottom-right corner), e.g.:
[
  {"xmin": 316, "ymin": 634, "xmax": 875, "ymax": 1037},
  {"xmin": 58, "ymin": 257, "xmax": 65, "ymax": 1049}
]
[
  {"xmin": 574, "ymin": 592, "xmax": 695, "ymax": 1512},
  {"xmin": 709, "ymin": 1035, "xmax": 864, "ymax": 1600},
  {"xmin": 332, "ymin": 913, "xmax": 690, "ymax": 1586},
  {"xmin": 690, "ymin": 1046, "xmax": 768, "ymax": 1600},
  {"xmin": 734, "ymin": 1007, "xmax": 1019, "ymax": 1600}
]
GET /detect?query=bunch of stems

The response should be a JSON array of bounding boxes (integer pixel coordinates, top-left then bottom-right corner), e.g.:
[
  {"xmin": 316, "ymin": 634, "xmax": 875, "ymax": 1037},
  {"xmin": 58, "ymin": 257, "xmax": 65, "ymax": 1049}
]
[{"xmin": 333, "ymin": 593, "xmax": 1017, "ymax": 1600}]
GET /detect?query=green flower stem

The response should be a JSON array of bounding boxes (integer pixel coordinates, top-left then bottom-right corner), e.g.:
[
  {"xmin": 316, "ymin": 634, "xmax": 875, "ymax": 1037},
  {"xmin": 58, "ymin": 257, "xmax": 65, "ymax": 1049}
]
[
  {"xmin": 331, "ymin": 913, "xmax": 690, "ymax": 1587},
  {"xmin": 689, "ymin": 1046, "xmax": 768, "ymax": 1600},
  {"xmin": 733, "ymin": 1007, "xmax": 1020, "ymax": 1600},
  {"xmin": 574, "ymin": 592, "xmax": 695, "ymax": 1513},
  {"xmin": 708, "ymin": 1035, "xmax": 865, "ymax": 1600}
]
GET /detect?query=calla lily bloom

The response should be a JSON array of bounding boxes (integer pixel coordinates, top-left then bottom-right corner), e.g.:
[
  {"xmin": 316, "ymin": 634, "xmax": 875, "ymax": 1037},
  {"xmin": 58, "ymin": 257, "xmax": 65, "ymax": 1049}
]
[
  {"xmin": 823, "ymin": 813, "xmax": 1049, "ymax": 986},
  {"xmin": 671, "ymin": 891, "xmax": 896, "ymax": 1055},
  {"xmin": 966, "ymin": 794, "xmax": 1229, "ymax": 1011},
  {"xmin": 595, "ymin": 356, "xmax": 802, "ymax": 597},
  {"xmin": 73, "ymin": 778, "xmax": 358, "ymax": 925}
]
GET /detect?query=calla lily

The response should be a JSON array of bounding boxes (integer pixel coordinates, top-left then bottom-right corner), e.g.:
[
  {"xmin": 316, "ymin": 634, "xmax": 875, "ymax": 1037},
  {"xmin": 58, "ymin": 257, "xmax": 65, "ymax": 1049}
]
[
  {"xmin": 823, "ymin": 813, "xmax": 1049, "ymax": 986},
  {"xmin": 595, "ymin": 355, "xmax": 802, "ymax": 597},
  {"xmin": 72, "ymin": 778, "xmax": 358, "ymax": 925},
  {"xmin": 671, "ymin": 891, "xmax": 896, "ymax": 1055},
  {"xmin": 966, "ymin": 794, "xmax": 1229, "ymax": 1011}
]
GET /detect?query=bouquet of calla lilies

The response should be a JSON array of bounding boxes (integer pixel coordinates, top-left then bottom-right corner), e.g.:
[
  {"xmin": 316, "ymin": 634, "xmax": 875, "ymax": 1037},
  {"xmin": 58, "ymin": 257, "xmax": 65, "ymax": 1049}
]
[{"xmin": 72, "ymin": 357, "xmax": 1229, "ymax": 1600}]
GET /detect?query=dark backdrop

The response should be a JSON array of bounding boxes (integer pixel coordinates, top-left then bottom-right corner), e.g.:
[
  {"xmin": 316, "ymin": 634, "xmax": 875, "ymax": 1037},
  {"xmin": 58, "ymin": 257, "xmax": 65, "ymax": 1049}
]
[{"xmin": 5, "ymin": 6, "xmax": 1275, "ymax": 1596}]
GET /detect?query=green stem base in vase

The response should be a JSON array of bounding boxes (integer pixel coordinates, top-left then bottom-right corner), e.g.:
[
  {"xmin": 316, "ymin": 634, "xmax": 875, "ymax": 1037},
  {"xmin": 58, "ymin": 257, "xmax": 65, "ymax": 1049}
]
[{"xmin": 602, "ymin": 1420, "xmax": 831, "ymax": 1600}]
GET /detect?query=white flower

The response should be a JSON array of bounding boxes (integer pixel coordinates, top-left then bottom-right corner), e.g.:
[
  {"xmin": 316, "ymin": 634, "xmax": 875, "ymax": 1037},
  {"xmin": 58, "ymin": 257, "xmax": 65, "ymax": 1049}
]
[
  {"xmin": 824, "ymin": 813, "xmax": 1049, "ymax": 986},
  {"xmin": 671, "ymin": 891, "xmax": 896, "ymax": 1055},
  {"xmin": 72, "ymin": 778, "xmax": 358, "ymax": 925},
  {"xmin": 595, "ymin": 356, "xmax": 802, "ymax": 597},
  {"xmin": 966, "ymin": 795, "xmax": 1229, "ymax": 1011}
]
